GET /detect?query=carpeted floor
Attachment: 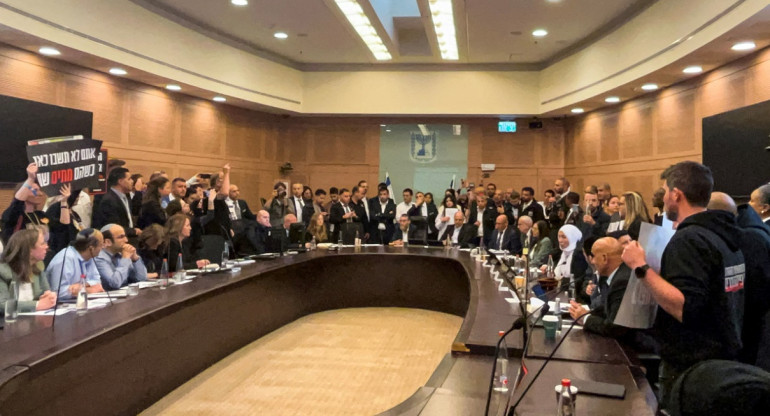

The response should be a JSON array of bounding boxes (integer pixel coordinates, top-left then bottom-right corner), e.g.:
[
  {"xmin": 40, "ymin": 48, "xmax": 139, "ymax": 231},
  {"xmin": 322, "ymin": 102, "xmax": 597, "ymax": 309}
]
[{"xmin": 140, "ymin": 307, "xmax": 463, "ymax": 416}]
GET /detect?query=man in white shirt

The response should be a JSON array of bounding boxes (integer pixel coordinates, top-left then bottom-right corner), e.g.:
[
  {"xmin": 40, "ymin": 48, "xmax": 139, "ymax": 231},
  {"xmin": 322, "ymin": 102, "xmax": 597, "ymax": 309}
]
[{"xmin": 395, "ymin": 188, "xmax": 415, "ymax": 224}]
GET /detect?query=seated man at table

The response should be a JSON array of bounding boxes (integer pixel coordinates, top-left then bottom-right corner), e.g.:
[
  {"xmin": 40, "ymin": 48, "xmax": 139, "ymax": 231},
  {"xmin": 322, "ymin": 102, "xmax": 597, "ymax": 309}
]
[
  {"xmin": 568, "ymin": 237, "xmax": 631, "ymax": 339},
  {"xmin": 46, "ymin": 228, "xmax": 105, "ymax": 300},
  {"xmin": 488, "ymin": 215, "xmax": 522, "ymax": 254},
  {"xmin": 390, "ymin": 214, "xmax": 412, "ymax": 246},
  {"xmin": 437, "ymin": 210, "xmax": 477, "ymax": 248},
  {"xmin": 94, "ymin": 224, "xmax": 148, "ymax": 290}
]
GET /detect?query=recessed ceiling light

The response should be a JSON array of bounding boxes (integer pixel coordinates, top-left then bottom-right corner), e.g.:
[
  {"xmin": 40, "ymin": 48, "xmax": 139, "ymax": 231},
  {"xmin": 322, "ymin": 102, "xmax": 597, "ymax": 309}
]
[
  {"xmin": 683, "ymin": 65, "xmax": 702, "ymax": 74},
  {"xmin": 605, "ymin": 96, "xmax": 621, "ymax": 103},
  {"xmin": 532, "ymin": 29, "xmax": 548, "ymax": 38},
  {"xmin": 731, "ymin": 41, "xmax": 756, "ymax": 51},
  {"xmin": 213, "ymin": 96, "xmax": 226, "ymax": 102},
  {"xmin": 274, "ymin": 32, "xmax": 288, "ymax": 39},
  {"xmin": 380, "ymin": 124, "xmax": 386, "ymax": 127},
  {"xmin": 571, "ymin": 108, "xmax": 584, "ymax": 114},
  {"xmin": 231, "ymin": 0, "xmax": 248, "ymax": 6},
  {"xmin": 386, "ymin": 129, "xmax": 392, "ymax": 132},
  {"xmin": 641, "ymin": 83, "xmax": 658, "ymax": 91},
  {"xmin": 38, "ymin": 47, "xmax": 60, "ymax": 56},
  {"xmin": 109, "ymin": 68, "xmax": 127, "ymax": 75},
  {"xmin": 165, "ymin": 84, "xmax": 181, "ymax": 91}
]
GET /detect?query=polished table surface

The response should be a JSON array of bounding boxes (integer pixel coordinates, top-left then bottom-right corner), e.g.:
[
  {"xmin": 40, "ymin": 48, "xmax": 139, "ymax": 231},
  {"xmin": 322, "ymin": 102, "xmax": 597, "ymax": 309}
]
[{"xmin": 0, "ymin": 246, "xmax": 656, "ymax": 415}]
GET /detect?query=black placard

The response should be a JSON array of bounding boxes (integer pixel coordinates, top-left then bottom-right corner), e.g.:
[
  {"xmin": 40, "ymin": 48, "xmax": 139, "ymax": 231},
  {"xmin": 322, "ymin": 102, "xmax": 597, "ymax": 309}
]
[{"xmin": 26, "ymin": 136, "xmax": 104, "ymax": 194}]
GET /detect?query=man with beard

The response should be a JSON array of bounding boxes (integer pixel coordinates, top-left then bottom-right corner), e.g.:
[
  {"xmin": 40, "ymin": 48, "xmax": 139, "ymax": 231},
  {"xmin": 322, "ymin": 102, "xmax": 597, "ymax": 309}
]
[{"xmin": 622, "ymin": 161, "xmax": 746, "ymax": 410}]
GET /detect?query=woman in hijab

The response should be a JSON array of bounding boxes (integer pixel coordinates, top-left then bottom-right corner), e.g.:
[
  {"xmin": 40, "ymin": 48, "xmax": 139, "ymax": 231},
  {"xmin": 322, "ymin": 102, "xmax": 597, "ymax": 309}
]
[{"xmin": 553, "ymin": 224, "xmax": 590, "ymax": 303}]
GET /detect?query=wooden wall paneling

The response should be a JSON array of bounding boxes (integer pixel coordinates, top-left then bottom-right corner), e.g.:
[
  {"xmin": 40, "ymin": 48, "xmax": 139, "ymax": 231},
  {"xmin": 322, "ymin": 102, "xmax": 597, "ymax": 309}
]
[
  {"xmin": 656, "ymin": 89, "xmax": 696, "ymax": 154},
  {"xmin": 0, "ymin": 49, "xmax": 59, "ymax": 104},
  {"xmin": 127, "ymin": 89, "xmax": 176, "ymax": 150},
  {"xmin": 600, "ymin": 113, "xmax": 619, "ymax": 161},
  {"xmin": 180, "ymin": 100, "xmax": 223, "ymax": 155},
  {"xmin": 619, "ymin": 103, "xmax": 654, "ymax": 159},
  {"xmin": 62, "ymin": 75, "xmax": 124, "ymax": 143}
]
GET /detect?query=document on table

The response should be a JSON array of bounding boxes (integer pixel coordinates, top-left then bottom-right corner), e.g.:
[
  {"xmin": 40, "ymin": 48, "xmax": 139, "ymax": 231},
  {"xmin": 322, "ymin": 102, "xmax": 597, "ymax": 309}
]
[
  {"xmin": 19, "ymin": 308, "xmax": 72, "ymax": 316},
  {"xmin": 614, "ymin": 222, "xmax": 675, "ymax": 329}
]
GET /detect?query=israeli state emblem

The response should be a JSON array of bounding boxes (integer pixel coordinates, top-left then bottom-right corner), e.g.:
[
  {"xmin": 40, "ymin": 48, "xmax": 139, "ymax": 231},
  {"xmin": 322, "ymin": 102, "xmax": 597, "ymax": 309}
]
[{"xmin": 410, "ymin": 132, "xmax": 437, "ymax": 163}]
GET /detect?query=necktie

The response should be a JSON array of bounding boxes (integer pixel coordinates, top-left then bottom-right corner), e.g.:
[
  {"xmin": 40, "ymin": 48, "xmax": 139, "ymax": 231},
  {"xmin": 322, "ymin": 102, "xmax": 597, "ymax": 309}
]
[
  {"xmin": 498, "ymin": 231, "xmax": 504, "ymax": 249},
  {"xmin": 234, "ymin": 201, "xmax": 241, "ymax": 220},
  {"xmin": 599, "ymin": 276, "xmax": 609, "ymax": 296}
]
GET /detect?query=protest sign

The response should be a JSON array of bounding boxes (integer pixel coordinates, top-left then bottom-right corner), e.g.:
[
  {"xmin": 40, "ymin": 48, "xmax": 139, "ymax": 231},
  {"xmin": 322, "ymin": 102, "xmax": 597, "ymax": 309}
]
[{"xmin": 26, "ymin": 136, "xmax": 104, "ymax": 195}]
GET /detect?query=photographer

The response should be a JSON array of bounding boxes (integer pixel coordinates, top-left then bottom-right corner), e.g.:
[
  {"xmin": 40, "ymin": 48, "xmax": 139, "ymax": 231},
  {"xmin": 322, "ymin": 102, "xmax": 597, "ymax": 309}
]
[{"xmin": 265, "ymin": 182, "xmax": 294, "ymax": 228}]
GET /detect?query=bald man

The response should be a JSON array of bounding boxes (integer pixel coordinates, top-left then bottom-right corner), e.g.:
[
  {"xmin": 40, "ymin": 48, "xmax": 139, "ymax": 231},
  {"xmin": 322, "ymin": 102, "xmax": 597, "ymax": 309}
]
[
  {"xmin": 488, "ymin": 214, "xmax": 522, "ymax": 254},
  {"xmin": 94, "ymin": 224, "xmax": 147, "ymax": 290},
  {"xmin": 569, "ymin": 237, "xmax": 632, "ymax": 339},
  {"xmin": 437, "ymin": 210, "xmax": 478, "ymax": 248}
]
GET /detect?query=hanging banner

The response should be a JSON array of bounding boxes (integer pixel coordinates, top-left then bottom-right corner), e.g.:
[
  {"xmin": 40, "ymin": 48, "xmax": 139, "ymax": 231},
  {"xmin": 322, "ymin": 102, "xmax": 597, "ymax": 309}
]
[{"xmin": 26, "ymin": 135, "xmax": 104, "ymax": 194}]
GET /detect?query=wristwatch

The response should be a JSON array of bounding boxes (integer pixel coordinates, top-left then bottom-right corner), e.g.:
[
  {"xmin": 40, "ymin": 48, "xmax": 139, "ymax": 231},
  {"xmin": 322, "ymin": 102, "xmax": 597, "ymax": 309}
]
[{"xmin": 635, "ymin": 264, "xmax": 651, "ymax": 278}]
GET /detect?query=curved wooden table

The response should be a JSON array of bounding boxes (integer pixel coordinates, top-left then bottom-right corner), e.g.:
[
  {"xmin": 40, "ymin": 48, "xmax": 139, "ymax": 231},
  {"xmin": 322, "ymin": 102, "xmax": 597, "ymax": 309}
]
[{"xmin": 0, "ymin": 246, "xmax": 656, "ymax": 415}]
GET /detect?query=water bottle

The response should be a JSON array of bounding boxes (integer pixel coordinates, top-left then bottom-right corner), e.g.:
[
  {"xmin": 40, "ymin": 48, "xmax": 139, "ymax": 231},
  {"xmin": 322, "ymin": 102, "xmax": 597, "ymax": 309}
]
[
  {"xmin": 354, "ymin": 230, "xmax": 361, "ymax": 247},
  {"xmin": 547, "ymin": 255, "xmax": 555, "ymax": 279},
  {"xmin": 4, "ymin": 280, "xmax": 18, "ymax": 322},
  {"xmin": 554, "ymin": 297, "xmax": 563, "ymax": 330},
  {"xmin": 493, "ymin": 330, "xmax": 509, "ymax": 393},
  {"xmin": 221, "ymin": 242, "xmax": 230, "ymax": 267},
  {"xmin": 75, "ymin": 274, "xmax": 88, "ymax": 313},
  {"xmin": 175, "ymin": 253, "xmax": 185, "ymax": 282},
  {"xmin": 556, "ymin": 379, "xmax": 576, "ymax": 416},
  {"xmin": 310, "ymin": 236, "xmax": 317, "ymax": 250},
  {"xmin": 159, "ymin": 259, "xmax": 169, "ymax": 290}
]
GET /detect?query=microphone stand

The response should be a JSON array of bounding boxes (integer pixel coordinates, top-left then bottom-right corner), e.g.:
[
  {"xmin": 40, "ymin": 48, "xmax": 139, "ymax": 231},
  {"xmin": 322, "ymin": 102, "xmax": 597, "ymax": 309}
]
[{"xmin": 507, "ymin": 308, "xmax": 596, "ymax": 416}]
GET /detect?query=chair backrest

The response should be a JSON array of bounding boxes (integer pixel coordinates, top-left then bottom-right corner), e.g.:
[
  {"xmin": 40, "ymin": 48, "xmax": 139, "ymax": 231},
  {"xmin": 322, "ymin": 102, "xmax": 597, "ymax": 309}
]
[{"xmin": 199, "ymin": 234, "xmax": 226, "ymax": 264}]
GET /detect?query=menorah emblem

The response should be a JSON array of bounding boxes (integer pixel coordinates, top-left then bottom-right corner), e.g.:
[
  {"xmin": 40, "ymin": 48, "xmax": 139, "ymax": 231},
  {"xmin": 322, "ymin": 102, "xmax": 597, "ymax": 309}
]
[{"xmin": 410, "ymin": 132, "xmax": 437, "ymax": 163}]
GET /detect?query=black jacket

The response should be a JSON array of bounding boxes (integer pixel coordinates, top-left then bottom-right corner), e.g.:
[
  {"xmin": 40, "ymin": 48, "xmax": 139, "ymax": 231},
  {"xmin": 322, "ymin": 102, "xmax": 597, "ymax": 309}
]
[
  {"xmin": 488, "ymin": 227, "xmax": 522, "ymax": 254},
  {"xmin": 519, "ymin": 200, "xmax": 545, "ymax": 224},
  {"xmin": 138, "ymin": 199, "xmax": 167, "ymax": 229},
  {"xmin": 581, "ymin": 206, "xmax": 611, "ymax": 239},
  {"xmin": 656, "ymin": 210, "xmax": 745, "ymax": 372},
  {"xmin": 584, "ymin": 263, "xmax": 632, "ymax": 338},
  {"xmin": 732, "ymin": 205, "xmax": 770, "ymax": 370},
  {"xmin": 94, "ymin": 189, "xmax": 137, "ymax": 238},
  {"xmin": 368, "ymin": 198, "xmax": 396, "ymax": 244},
  {"xmin": 437, "ymin": 223, "xmax": 478, "ymax": 248}
]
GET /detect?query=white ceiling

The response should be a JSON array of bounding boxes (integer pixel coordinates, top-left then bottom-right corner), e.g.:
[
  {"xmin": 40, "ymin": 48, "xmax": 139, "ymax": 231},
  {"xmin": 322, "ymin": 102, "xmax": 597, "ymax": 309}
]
[{"xmin": 133, "ymin": 0, "xmax": 657, "ymax": 68}]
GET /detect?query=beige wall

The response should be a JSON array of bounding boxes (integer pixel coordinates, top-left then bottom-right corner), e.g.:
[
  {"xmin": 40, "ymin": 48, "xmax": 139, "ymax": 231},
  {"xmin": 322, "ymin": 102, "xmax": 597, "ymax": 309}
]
[{"xmin": 564, "ymin": 46, "xmax": 770, "ymax": 200}]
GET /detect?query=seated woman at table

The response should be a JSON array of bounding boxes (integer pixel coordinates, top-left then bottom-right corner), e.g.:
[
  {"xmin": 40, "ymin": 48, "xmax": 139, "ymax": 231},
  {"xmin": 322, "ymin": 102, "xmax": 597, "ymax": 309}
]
[
  {"xmin": 540, "ymin": 224, "xmax": 589, "ymax": 303},
  {"xmin": 165, "ymin": 213, "xmax": 209, "ymax": 272},
  {"xmin": 305, "ymin": 212, "xmax": 329, "ymax": 244},
  {"xmin": 528, "ymin": 220, "xmax": 553, "ymax": 267},
  {"xmin": 138, "ymin": 224, "xmax": 165, "ymax": 278},
  {"xmin": 0, "ymin": 228, "xmax": 57, "ymax": 313}
]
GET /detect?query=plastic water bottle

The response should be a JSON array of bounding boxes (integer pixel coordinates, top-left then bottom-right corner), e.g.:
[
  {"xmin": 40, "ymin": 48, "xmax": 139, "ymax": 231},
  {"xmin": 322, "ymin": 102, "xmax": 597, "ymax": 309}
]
[
  {"xmin": 76, "ymin": 274, "xmax": 88, "ymax": 313},
  {"xmin": 159, "ymin": 259, "xmax": 169, "ymax": 290},
  {"xmin": 310, "ymin": 236, "xmax": 317, "ymax": 250},
  {"xmin": 547, "ymin": 255, "xmax": 555, "ymax": 278},
  {"xmin": 4, "ymin": 280, "xmax": 18, "ymax": 322},
  {"xmin": 556, "ymin": 379, "xmax": 576, "ymax": 416},
  {"xmin": 554, "ymin": 297, "xmax": 563, "ymax": 331},
  {"xmin": 221, "ymin": 242, "xmax": 230, "ymax": 267},
  {"xmin": 338, "ymin": 231, "xmax": 344, "ymax": 247},
  {"xmin": 493, "ymin": 330, "xmax": 509, "ymax": 392},
  {"xmin": 175, "ymin": 253, "xmax": 186, "ymax": 282},
  {"xmin": 354, "ymin": 230, "xmax": 361, "ymax": 247}
]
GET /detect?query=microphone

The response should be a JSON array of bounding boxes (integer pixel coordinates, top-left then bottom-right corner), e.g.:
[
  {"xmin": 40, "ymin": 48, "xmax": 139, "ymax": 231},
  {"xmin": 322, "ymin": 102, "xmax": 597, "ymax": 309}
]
[
  {"xmin": 507, "ymin": 306, "xmax": 600, "ymax": 416},
  {"xmin": 50, "ymin": 243, "xmax": 70, "ymax": 329}
]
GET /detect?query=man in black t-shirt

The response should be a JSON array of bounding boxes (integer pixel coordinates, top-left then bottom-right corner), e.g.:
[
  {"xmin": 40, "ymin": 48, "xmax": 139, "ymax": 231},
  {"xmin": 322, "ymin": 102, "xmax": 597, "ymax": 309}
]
[{"xmin": 622, "ymin": 161, "xmax": 745, "ymax": 410}]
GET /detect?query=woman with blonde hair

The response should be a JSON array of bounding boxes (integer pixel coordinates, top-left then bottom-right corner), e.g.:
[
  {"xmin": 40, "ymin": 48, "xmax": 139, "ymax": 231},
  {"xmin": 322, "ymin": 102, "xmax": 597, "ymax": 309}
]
[
  {"xmin": 0, "ymin": 228, "xmax": 56, "ymax": 313},
  {"xmin": 620, "ymin": 191, "xmax": 652, "ymax": 240},
  {"xmin": 165, "ymin": 213, "xmax": 209, "ymax": 272},
  {"xmin": 305, "ymin": 212, "xmax": 329, "ymax": 244}
]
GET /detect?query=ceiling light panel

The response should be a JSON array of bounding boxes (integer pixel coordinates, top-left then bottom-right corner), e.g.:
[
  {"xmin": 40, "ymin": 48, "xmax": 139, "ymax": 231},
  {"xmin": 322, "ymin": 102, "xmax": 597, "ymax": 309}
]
[
  {"xmin": 334, "ymin": 0, "xmax": 392, "ymax": 60},
  {"xmin": 428, "ymin": 0, "xmax": 459, "ymax": 60}
]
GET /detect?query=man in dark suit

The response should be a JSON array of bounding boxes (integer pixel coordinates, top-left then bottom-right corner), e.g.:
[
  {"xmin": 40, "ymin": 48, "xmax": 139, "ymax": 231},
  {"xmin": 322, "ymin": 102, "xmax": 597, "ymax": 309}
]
[
  {"xmin": 581, "ymin": 190, "xmax": 611, "ymax": 239},
  {"xmin": 438, "ymin": 211, "xmax": 478, "ymax": 248},
  {"xmin": 488, "ymin": 215, "xmax": 522, "ymax": 254},
  {"xmin": 468, "ymin": 193, "xmax": 496, "ymax": 247},
  {"xmin": 569, "ymin": 237, "xmax": 631, "ymax": 339},
  {"xmin": 368, "ymin": 187, "xmax": 396, "ymax": 244},
  {"xmin": 288, "ymin": 183, "xmax": 308, "ymax": 226},
  {"xmin": 351, "ymin": 185, "xmax": 370, "ymax": 241},
  {"xmin": 329, "ymin": 188, "xmax": 361, "ymax": 243},
  {"xmin": 94, "ymin": 167, "xmax": 141, "ymax": 240},
  {"xmin": 227, "ymin": 184, "xmax": 260, "ymax": 254},
  {"xmin": 390, "ymin": 214, "xmax": 414, "ymax": 246},
  {"xmin": 520, "ymin": 187, "xmax": 545, "ymax": 224}
]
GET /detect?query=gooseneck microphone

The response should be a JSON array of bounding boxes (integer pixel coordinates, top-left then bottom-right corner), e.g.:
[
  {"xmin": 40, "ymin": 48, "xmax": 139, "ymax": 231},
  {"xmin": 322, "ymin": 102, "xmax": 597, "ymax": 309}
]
[{"xmin": 507, "ymin": 307, "xmax": 600, "ymax": 416}]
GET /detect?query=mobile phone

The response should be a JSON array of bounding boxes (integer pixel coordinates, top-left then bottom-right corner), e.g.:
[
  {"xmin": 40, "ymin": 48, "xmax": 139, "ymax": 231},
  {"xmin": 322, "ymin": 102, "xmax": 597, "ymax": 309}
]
[
  {"xmin": 198, "ymin": 173, "xmax": 212, "ymax": 179},
  {"xmin": 469, "ymin": 182, "xmax": 475, "ymax": 188}
]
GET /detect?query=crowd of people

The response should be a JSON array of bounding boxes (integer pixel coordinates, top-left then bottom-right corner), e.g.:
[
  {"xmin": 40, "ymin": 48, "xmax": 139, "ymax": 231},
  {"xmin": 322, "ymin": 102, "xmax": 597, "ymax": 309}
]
[{"xmin": 0, "ymin": 158, "xmax": 769, "ymax": 412}]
